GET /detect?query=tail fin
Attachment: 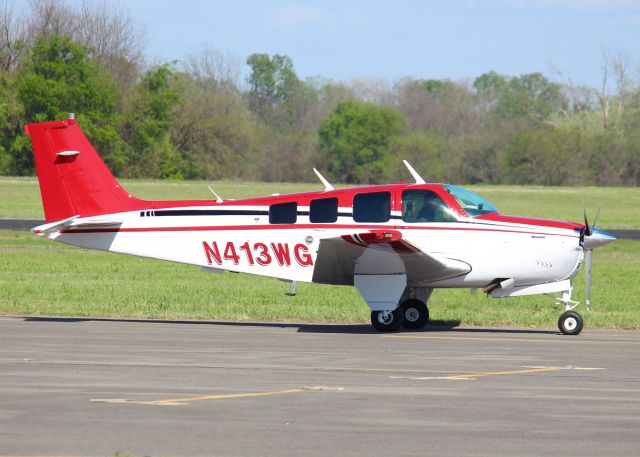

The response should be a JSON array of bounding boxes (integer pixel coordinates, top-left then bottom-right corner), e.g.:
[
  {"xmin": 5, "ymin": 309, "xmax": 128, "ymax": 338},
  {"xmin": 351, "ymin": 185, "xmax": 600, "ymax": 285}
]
[{"xmin": 25, "ymin": 116, "xmax": 141, "ymax": 222}]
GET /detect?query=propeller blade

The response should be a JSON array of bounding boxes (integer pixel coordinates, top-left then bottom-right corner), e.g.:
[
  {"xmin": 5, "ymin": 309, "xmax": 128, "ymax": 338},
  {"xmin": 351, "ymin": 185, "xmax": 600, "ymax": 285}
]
[
  {"xmin": 583, "ymin": 209, "xmax": 592, "ymax": 236},
  {"xmin": 592, "ymin": 207, "xmax": 601, "ymax": 229},
  {"xmin": 585, "ymin": 249, "xmax": 593, "ymax": 311}
]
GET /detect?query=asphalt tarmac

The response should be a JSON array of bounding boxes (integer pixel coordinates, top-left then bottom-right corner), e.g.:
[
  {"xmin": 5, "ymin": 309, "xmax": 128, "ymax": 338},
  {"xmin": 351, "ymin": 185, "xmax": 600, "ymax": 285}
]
[{"xmin": 1, "ymin": 316, "xmax": 639, "ymax": 457}]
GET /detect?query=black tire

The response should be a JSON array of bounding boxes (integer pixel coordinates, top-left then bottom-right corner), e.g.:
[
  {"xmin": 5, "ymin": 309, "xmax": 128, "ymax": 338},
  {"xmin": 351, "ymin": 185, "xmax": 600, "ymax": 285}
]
[
  {"xmin": 401, "ymin": 299, "xmax": 429, "ymax": 329},
  {"xmin": 558, "ymin": 310, "xmax": 584, "ymax": 335},
  {"xmin": 371, "ymin": 308, "xmax": 404, "ymax": 332}
]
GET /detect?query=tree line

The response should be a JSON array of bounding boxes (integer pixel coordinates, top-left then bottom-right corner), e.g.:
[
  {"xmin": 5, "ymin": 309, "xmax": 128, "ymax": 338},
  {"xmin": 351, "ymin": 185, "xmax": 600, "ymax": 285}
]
[{"xmin": 1, "ymin": 0, "xmax": 638, "ymax": 186}]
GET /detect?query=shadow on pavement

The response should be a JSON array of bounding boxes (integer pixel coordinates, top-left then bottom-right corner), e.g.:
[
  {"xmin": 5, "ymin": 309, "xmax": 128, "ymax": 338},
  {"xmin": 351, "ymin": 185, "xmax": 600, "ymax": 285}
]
[{"xmin": 21, "ymin": 316, "xmax": 558, "ymax": 335}]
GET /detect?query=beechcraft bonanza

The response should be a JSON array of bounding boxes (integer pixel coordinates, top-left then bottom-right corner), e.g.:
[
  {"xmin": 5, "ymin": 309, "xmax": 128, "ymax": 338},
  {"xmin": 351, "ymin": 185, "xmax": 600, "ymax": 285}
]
[{"xmin": 27, "ymin": 115, "xmax": 616, "ymax": 335}]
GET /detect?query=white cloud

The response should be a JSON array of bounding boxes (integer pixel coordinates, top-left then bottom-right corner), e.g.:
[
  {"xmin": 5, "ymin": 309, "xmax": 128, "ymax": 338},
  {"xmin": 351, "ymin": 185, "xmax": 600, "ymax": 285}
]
[{"xmin": 264, "ymin": 4, "xmax": 371, "ymax": 31}]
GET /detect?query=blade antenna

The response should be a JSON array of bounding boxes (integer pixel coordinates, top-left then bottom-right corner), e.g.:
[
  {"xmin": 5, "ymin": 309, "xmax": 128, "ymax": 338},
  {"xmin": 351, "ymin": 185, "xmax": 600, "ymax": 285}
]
[
  {"xmin": 403, "ymin": 160, "xmax": 426, "ymax": 184},
  {"xmin": 313, "ymin": 168, "xmax": 334, "ymax": 191},
  {"xmin": 208, "ymin": 186, "xmax": 224, "ymax": 203}
]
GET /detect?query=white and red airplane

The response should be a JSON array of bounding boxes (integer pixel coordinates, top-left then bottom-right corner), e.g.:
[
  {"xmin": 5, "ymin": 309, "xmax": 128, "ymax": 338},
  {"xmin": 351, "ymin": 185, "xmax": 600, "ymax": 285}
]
[{"xmin": 26, "ymin": 115, "xmax": 616, "ymax": 334}]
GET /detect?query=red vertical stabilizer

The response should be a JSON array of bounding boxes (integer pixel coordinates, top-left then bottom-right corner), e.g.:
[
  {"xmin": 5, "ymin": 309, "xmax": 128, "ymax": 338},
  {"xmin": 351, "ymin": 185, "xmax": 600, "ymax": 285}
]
[{"xmin": 25, "ymin": 117, "xmax": 142, "ymax": 222}]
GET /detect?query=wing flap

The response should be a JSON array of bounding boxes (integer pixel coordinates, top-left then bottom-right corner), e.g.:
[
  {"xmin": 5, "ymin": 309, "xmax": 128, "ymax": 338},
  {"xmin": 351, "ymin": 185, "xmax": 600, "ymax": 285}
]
[{"xmin": 313, "ymin": 230, "xmax": 470, "ymax": 285}]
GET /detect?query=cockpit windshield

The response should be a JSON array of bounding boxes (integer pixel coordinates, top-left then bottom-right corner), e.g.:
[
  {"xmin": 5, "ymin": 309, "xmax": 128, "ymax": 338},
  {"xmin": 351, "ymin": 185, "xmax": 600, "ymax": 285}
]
[{"xmin": 445, "ymin": 185, "xmax": 498, "ymax": 217}]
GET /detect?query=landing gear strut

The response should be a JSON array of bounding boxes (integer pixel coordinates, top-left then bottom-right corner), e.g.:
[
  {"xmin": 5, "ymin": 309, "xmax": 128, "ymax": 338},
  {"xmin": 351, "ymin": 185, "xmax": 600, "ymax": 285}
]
[{"xmin": 549, "ymin": 287, "xmax": 584, "ymax": 335}]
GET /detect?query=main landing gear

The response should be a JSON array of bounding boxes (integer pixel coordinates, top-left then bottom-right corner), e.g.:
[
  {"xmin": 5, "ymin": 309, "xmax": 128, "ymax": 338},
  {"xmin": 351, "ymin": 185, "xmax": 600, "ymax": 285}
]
[
  {"xmin": 371, "ymin": 308, "xmax": 405, "ymax": 332},
  {"xmin": 370, "ymin": 288, "xmax": 433, "ymax": 332},
  {"xmin": 353, "ymin": 275, "xmax": 433, "ymax": 333},
  {"xmin": 400, "ymin": 299, "xmax": 430, "ymax": 329}
]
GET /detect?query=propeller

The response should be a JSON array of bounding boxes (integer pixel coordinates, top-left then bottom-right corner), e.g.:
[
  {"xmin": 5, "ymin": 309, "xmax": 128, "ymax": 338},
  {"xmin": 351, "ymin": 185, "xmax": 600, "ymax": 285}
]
[
  {"xmin": 583, "ymin": 209, "xmax": 592, "ymax": 237},
  {"xmin": 584, "ymin": 248, "xmax": 592, "ymax": 310},
  {"xmin": 581, "ymin": 207, "xmax": 600, "ymax": 311}
]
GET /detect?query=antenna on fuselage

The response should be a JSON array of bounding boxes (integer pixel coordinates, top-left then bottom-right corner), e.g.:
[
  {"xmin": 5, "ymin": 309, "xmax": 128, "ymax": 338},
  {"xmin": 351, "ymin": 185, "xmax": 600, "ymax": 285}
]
[
  {"xmin": 207, "ymin": 186, "xmax": 224, "ymax": 203},
  {"xmin": 403, "ymin": 160, "xmax": 426, "ymax": 184},
  {"xmin": 313, "ymin": 168, "xmax": 334, "ymax": 191}
]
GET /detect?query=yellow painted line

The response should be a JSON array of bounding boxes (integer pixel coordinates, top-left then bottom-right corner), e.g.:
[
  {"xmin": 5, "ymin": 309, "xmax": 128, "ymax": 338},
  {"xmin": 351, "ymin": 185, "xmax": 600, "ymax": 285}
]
[
  {"xmin": 154, "ymin": 388, "xmax": 307, "ymax": 405},
  {"xmin": 449, "ymin": 366, "xmax": 561, "ymax": 380},
  {"xmin": 392, "ymin": 366, "xmax": 563, "ymax": 381},
  {"xmin": 392, "ymin": 365, "xmax": 605, "ymax": 381},
  {"xmin": 383, "ymin": 334, "xmax": 640, "ymax": 345},
  {"xmin": 91, "ymin": 386, "xmax": 344, "ymax": 406}
]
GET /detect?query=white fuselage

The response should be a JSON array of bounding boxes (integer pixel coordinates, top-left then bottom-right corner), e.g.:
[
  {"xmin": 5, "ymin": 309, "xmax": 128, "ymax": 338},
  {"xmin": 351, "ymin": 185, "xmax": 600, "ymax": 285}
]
[{"xmin": 49, "ymin": 204, "xmax": 584, "ymax": 290}]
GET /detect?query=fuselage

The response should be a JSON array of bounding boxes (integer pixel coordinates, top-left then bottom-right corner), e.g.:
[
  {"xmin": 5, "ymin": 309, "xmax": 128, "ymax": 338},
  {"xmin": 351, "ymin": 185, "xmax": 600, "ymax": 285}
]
[{"xmin": 42, "ymin": 182, "xmax": 585, "ymax": 290}]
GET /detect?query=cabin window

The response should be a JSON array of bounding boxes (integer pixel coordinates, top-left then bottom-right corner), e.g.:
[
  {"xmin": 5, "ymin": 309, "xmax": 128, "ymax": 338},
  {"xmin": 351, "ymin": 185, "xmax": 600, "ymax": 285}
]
[
  {"xmin": 445, "ymin": 184, "xmax": 498, "ymax": 217},
  {"xmin": 353, "ymin": 192, "xmax": 391, "ymax": 223},
  {"xmin": 402, "ymin": 190, "xmax": 457, "ymax": 223},
  {"xmin": 269, "ymin": 202, "xmax": 297, "ymax": 224},
  {"xmin": 310, "ymin": 197, "xmax": 338, "ymax": 223}
]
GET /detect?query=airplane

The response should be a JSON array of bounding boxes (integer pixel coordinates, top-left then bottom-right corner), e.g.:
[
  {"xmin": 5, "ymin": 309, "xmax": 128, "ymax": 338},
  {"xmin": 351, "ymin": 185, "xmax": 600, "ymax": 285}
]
[{"xmin": 25, "ymin": 114, "xmax": 616, "ymax": 335}]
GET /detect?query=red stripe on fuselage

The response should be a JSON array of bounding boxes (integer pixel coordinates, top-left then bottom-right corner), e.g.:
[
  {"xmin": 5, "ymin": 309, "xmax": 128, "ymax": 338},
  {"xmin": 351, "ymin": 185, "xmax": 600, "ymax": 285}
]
[{"xmin": 60, "ymin": 223, "xmax": 579, "ymax": 239}]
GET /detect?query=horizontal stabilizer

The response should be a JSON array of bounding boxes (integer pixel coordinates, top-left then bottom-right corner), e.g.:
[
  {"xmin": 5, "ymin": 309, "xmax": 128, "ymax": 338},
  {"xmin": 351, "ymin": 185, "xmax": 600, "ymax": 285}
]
[
  {"xmin": 32, "ymin": 215, "xmax": 79, "ymax": 236},
  {"xmin": 33, "ymin": 216, "xmax": 122, "ymax": 237}
]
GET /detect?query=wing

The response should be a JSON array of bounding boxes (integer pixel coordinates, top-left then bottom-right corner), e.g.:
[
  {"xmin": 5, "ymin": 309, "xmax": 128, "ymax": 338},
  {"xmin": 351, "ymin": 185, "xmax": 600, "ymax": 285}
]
[{"xmin": 312, "ymin": 230, "xmax": 471, "ymax": 286}]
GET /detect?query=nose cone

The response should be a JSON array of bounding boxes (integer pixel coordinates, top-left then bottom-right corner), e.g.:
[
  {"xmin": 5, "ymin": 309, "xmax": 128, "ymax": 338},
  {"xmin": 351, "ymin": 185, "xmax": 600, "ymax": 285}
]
[{"xmin": 583, "ymin": 228, "xmax": 617, "ymax": 250}]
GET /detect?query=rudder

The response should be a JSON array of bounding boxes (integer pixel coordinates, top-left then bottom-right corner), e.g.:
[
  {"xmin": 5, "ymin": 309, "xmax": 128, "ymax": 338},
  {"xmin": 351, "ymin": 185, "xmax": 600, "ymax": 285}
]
[{"xmin": 25, "ymin": 116, "xmax": 140, "ymax": 222}]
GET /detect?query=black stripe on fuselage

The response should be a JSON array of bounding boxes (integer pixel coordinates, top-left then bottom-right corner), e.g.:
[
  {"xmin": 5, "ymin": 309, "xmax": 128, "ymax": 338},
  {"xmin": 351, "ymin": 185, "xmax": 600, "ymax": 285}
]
[
  {"xmin": 142, "ymin": 210, "xmax": 568, "ymax": 232},
  {"xmin": 146, "ymin": 209, "xmax": 360, "ymax": 218},
  {"xmin": 153, "ymin": 209, "xmax": 269, "ymax": 217}
]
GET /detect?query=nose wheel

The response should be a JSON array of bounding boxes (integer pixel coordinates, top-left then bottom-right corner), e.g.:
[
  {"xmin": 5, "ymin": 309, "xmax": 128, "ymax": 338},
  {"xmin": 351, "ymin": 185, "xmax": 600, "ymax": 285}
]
[{"xmin": 558, "ymin": 310, "xmax": 583, "ymax": 335}]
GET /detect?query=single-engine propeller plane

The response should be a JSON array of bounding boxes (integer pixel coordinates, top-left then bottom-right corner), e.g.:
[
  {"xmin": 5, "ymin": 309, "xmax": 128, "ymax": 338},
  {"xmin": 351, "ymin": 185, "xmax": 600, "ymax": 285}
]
[{"xmin": 26, "ymin": 115, "xmax": 616, "ymax": 334}]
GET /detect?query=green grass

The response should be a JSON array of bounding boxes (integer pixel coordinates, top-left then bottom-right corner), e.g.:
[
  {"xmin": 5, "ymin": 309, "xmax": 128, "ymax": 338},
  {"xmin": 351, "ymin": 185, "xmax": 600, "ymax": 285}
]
[
  {"xmin": 0, "ymin": 177, "xmax": 319, "ymax": 219},
  {"xmin": 2, "ymin": 177, "xmax": 639, "ymax": 328},
  {"xmin": 1, "ymin": 230, "xmax": 638, "ymax": 329},
  {"xmin": 2, "ymin": 177, "xmax": 639, "ymax": 229},
  {"xmin": 469, "ymin": 185, "xmax": 640, "ymax": 230}
]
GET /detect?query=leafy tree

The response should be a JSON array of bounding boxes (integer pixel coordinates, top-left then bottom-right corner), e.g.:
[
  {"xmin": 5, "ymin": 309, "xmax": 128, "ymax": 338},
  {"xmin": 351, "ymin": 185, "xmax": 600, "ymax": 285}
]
[
  {"xmin": 9, "ymin": 34, "xmax": 119, "ymax": 174},
  {"xmin": 474, "ymin": 71, "xmax": 565, "ymax": 124},
  {"xmin": 502, "ymin": 128, "xmax": 580, "ymax": 185},
  {"xmin": 18, "ymin": 34, "xmax": 116, "ymax": 122},
  {"xmin": 319, "ymin": 100, "xmax": 407, "ymax": 183},
  {"xmin": 390, "ymin": 132, "xmax": 443, "ymax": 182},
  {"xmin": 246, "ymin": 53, "xmax": 311, "ymax": 129},
  {"xmin": 119, "ymin": 64, "xmax": 185, "ymax": 178},
  {"xmin": 395, "ymin": 78, "xmax": 481, "ymax": 135},
  {"xmin": 170, "ymin": 71, "xmax": 256, "ymax": 180}
]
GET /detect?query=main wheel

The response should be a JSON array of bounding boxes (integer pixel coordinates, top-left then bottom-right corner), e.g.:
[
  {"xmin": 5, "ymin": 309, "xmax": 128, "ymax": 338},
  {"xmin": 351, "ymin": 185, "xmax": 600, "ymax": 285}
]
[
  {"xmin": 558, "ymin": 310, "xmax": 584, "ymax": 335},
  {"xmin": 401, "ymin": 299, "xmax": 429, "ymax": 329},
  {"xmin": 371, "ymin": 308, "xmax": 404, "ymax": 332}
]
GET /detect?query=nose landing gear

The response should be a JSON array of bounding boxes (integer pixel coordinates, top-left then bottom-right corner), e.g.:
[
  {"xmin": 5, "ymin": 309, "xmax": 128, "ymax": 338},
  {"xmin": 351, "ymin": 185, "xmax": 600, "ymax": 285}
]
[
  {"xmin": 549, "ymin": 287, "xmax": 584, "ymax": 335},
  {"xmin": 558, "ymin": 310, "xmax": 584, "ymax": 335}
]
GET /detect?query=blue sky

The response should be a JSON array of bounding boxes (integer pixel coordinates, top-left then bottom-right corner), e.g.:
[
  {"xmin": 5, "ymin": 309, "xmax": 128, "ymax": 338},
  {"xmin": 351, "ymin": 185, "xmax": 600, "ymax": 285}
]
[{"xmin": 124, "ymin": 1, "xmax": 640, "ymax": 88}]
